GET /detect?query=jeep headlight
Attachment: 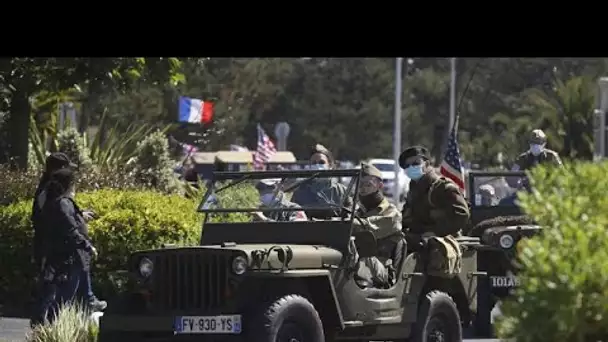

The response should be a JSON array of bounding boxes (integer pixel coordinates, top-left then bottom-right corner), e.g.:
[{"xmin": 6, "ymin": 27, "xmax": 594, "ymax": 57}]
[
  {"xmin": 138, "ymin": 257, "xmax": 154, "ymax": 278},
  {"xmin": 231, "ymin": 256, "xmax": 248, "ymax": 275},
  {"xmin": 499, "ymin": 234, "xmax": 514, "ymax": 249}
]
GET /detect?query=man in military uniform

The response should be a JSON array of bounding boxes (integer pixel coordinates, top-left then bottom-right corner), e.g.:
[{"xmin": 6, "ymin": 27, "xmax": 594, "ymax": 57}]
[
  {"xmin": 398, "ymin": 145, "xmax": 469, "ymax": 267},
  {"xmin": 352, "ymin": 164, "xmax": 403, "ymax": 288},
  {"xmin": 253, "ymin": 179, "xmax": 307, "ymax": 222},
  {"xmin": 292, "ymin": 144, "xmax": 353, "ymax": 218},
  {"xmin": 512, "ymin": 129, "xmax": 563, "ymax": 171}
]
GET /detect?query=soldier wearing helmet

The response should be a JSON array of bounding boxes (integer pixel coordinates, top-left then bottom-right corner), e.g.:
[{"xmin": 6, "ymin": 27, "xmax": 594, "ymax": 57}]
[{"xmin": 512, "ymin": 129, "xmax": 563, "ymax": 171}]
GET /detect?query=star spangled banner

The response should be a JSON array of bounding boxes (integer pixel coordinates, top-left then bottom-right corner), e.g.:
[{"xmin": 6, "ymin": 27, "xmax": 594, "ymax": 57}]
[
  {"xmin": 440, "ymin": 124, "xmax": 465, "ymax": 193},
  {"xmin": 253, "ymin": 124, "xmax": 276, "ymax": 170}
]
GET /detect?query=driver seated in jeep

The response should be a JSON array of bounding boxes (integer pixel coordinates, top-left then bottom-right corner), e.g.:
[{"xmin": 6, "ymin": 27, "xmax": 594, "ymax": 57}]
[
  {"xmin": 251, "ymin": 179, "xmax": 308, "ymax": 222},
  {"xmin": 351, "ymin": 163, "xmax": 405, "ymax": 289}
]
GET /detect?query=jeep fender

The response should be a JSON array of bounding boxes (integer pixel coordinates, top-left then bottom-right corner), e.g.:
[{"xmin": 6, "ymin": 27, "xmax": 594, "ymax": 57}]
[{"xmin": 248, "ymin": 270, "xmax": 345, "ymax": 330}]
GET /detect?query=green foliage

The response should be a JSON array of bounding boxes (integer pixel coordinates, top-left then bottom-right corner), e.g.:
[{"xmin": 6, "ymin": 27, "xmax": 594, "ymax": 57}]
[
  {"xmin": 496, "ymin": 162, "xmax": 608, "ymax": 342},
  {"xmin": 132, "ymin": 130, "xmax": 180, "ymax": 193},
  {"xmin": 57, "ymin": 127, "xmax": 93, "ymax": 171},
  {"xmin": 27, "ymin": 302, "xmax": 98, "ymax": 342},
  {"xmin": 0, "ymin": 189, "xmax": 203, "ymax": 305},
  {"xmin": 0, "ymin": 164, "xmax": 41, "ymax": 205}
]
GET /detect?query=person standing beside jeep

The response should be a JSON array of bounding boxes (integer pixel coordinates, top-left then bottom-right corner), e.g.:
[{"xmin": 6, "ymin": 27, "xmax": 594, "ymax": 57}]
[
  {"xmin": 398, "ymin": 145, "xmax": 469, "ymax": 262},
  {"xmin": 38, "ymin": 168, "xmax": 99, "ymax": 322},
  {"xmin": 351, "ymin": 163, "xmax": 403, "ymax": 288},
  {"xmin": 30, "ymin": 154, "xmax": 106, "ymax": 327},
  {"xmin": 512, "ymin": 129, "xmax": 563, "ymax": 171}
]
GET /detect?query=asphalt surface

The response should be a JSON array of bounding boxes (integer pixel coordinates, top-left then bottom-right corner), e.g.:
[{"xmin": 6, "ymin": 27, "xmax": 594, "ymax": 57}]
[{"xmin": 0, "ymin": 316, "xmax": 498, "ymax": 342}]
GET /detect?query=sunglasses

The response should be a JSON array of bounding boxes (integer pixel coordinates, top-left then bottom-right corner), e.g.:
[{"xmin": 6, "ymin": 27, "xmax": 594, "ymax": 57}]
[{"xmin": 311, "ymin": 159, "xmax": 328, "ymax": 165}]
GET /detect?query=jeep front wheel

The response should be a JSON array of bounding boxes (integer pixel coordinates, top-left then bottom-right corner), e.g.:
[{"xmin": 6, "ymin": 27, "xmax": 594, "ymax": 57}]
[
  {"xmin": 412, "ymin": 291, "xmax": 462, "ymax": 342},
  {"xmin": 248, "ymin": 294, "xmax": 325, "ymax": 342}
]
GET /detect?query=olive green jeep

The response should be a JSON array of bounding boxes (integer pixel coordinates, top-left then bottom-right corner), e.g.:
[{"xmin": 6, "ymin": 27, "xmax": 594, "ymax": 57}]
[
  {"xmin": 467, "ymin": 170, "xmax": 542, "ymax": 338},
  {"xmin": 99, "ymin": 169, "xmax": 483, "ymax": 342}
]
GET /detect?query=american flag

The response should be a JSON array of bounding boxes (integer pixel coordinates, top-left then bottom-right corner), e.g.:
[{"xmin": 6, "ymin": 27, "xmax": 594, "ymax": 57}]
[
  {"xmin": 440, "ymin": 124, "xmax": 465, "ymax": 192},
  {"xmin": 253, "ymin": 124, "xmax": 276, "ymax": 170}
]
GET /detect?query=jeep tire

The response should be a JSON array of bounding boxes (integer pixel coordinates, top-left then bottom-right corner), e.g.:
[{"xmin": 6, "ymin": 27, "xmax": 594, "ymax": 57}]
[
  {"xmin": 412, "ymin": 291, "xmax": 462, "ymax": 342},
  {"xmin": 248, "ymin": 294, "xmax": 325, "ymax": 342}
]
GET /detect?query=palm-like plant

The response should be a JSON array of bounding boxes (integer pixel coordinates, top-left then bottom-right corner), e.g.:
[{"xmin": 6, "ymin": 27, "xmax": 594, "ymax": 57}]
[
  {"xmin": 28, "ymin": 88, "xmax": 176, "ymax": 171},
  {"xmin": 520, "ymin": 76, "xmax": 596, "ymax": 160}
]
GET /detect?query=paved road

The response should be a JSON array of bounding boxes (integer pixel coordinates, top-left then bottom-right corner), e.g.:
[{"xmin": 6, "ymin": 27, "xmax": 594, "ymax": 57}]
[{"xmin": 0, "ymin": 316, "xmax": 498, "ymax": 342}]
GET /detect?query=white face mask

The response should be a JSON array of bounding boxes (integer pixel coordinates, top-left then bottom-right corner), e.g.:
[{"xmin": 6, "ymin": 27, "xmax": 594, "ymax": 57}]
[{"xmin": 530, "ymin": 144, "xmax": 545, "ymax": 156}]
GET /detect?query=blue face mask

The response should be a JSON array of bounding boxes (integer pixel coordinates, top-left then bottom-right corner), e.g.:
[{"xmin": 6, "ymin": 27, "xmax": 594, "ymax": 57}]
[
  {"xmin": 405, "ymin": 165, "xmax": 425, "ymax": 181},
  {"xmin": 310, "ymin": 163, "xmax": 328, "ymax": 170},
  {"xmin": 260, "ymin": 192, "xmax": 279, "ymax": 206}
]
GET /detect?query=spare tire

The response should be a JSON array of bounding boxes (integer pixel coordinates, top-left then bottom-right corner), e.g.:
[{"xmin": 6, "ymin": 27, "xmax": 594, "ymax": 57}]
[{"xmin": 470, "ymin": 215, "xmax": 536, "ymax": 237}]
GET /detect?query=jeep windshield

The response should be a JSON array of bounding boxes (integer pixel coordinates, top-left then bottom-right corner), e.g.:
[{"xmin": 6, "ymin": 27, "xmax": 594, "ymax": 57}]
[
  {"xmin": 470, "ymin": 171, "xmax": 530, "ymax": 208},
  {"xmin": 197, "ymin": 169, "xmax": 361, "ymax": 223}
]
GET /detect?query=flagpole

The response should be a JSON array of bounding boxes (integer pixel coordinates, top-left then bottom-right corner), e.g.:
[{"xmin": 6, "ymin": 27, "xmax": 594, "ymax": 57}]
[
  {"xmin": 449, "ymin": 57, "xmax": 457, "ymax": 130},
  {"xmin": 393, "ymin": 57, "xmax": 403, "ymax": 203}
]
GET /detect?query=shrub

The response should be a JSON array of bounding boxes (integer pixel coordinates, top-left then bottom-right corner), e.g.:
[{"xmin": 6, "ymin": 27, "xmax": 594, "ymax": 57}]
[
  {"xmin": 0, "ymin": 164, "xmax": 145, "ymax": 206},
  {"xmin": 132, "ymin": 130, "xmax": 181, "ymax": 193},
  {"xmin": 496, "ymin": 162, "xmax": 608, "ymax": 342},
  {"xmin": 0, "ymin": 189, "xmax": 202, "ymax": 307},
  {"xmin": 0, "ymin": 182, "xmax": 258, "ymax": 310},
  {"xmin": 27, "ymin": 302, "xmax": 98, "ymax": 342},
  {"xmin": 0, "ymin": 164, "xmax": 41, "ymax": 205},
  {"xmin": 57, "ymin": 127, "xmax": 93, "ymax": 171}
]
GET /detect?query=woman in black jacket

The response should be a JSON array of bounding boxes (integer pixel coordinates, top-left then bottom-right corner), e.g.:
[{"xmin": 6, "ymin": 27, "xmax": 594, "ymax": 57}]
[{"xmin": 40, "ymin": 168, "xmax": 97, "ymax": 322}]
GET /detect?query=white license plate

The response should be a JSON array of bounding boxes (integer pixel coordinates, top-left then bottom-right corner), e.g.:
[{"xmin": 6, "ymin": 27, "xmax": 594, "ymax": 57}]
[{"xmin": 174, "ymin": 315, "xmax": 242, "ymax": 334}]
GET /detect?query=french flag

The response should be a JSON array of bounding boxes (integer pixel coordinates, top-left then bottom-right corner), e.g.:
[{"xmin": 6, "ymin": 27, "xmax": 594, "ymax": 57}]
[{"xmin": 178, "ymin": 96, "xmax": 214, "ymax": 124}]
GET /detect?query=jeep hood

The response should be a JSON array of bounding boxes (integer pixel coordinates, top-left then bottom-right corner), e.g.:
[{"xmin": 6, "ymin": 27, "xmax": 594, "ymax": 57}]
[{"xmin": 138, "ymin": 244, "xmax": 343, "ymax": 271}]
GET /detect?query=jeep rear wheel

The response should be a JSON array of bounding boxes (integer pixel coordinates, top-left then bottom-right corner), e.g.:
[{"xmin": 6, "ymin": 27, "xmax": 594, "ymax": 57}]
[
  {"xmin": 412, "ymin": 291, "xmax": 462, "ymax": 342},
  {"xmin": 248, "ymin": 294, "xmax": 325, "ymax": 342}
]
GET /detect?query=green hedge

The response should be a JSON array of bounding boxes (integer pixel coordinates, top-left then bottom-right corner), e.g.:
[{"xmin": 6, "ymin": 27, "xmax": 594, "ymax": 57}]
[
  {"xmin": 0, "ymin": 182, "xmax": 258, "ymax": 309},
  {"xmin": 497, "ymin": 162, "xmax": 608, "ymax": 342},
  {"xmin": 0, "ymin": 190, "xmax": 201, "ymax": 307},
  {"xmin": 0, "ymin": 164, "xmax": 145, "ymax": 206}
]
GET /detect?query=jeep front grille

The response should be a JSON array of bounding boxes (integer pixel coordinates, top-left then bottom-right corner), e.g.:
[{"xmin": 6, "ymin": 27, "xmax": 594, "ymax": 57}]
[{"xmin": 150, "ymin": 252, "xmax": 229, "ymax": 311}]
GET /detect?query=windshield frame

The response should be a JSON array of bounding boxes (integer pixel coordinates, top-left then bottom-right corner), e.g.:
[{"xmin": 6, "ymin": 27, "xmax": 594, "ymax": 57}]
[{"xmin": 197, "ymin": 169, "xmax": 361, "ymax": 219}]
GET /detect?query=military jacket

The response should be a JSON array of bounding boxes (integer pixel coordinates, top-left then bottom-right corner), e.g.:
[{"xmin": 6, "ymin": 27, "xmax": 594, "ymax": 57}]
[
  {"xmin": 402, "ymin": 171, "xmax": 469, "ymax": 237},
  {"xmin": 513, "ymin": 149, "xmax": 562, "ymax": 171},
  {"xmin": 352, "ymin": 198, "xmax": 403, "ymax": 261},
  {"xmin": 292, "ymin": 178, "xmax": 353, "ymax": 219}
]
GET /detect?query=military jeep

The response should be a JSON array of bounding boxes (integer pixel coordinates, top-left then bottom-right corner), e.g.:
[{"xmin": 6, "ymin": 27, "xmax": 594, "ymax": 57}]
[
  {"xmin": 467, "ymin": 170, "xmax": 542, "ymax": 337},
  {"xmin": 99, "ymin": 169, "xmax": 483, "ymax": 342}
]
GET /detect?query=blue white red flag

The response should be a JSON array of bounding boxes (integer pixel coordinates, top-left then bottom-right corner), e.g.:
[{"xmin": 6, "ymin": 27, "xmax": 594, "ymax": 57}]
[{"xmin": 178, "ymin": 96, "xmax": 214, "ymax": 124}]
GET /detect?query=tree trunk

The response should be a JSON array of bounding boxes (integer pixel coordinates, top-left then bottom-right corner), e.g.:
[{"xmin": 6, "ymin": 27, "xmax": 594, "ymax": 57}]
[
  {"xmin": 79, "ymin": 82, "xmax": 101, "ymax": 135},
  {"xmin": 163, "ymin": 85, "xmax": 177, "ymax": 124},
  {"xmin": 6, "ymin": 88, "xmax": 31, "ymax": 169}
]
